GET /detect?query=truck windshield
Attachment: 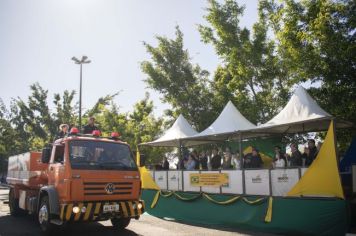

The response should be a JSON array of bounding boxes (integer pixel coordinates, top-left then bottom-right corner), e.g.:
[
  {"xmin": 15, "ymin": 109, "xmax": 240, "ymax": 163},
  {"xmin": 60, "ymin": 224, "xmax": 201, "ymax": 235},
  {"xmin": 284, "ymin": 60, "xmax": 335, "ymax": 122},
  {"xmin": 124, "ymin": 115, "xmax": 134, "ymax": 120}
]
[{"xmin": 69, "ymin": 140, "xmax": 137, "ymax": 171}]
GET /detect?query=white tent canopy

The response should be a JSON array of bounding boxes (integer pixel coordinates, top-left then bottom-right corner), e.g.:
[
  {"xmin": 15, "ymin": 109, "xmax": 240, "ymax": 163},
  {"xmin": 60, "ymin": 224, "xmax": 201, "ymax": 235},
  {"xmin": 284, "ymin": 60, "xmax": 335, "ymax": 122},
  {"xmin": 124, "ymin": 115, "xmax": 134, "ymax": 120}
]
[
  {"xmin": 195, "ymin": 101, "xmax": 256, "ymax": 136},
  {"xmin": 182, "ymin": 101, "xmax": 257, "ymax": 146},
  {"xmin": 262, "ymin": 86, "xmax": 331, "ymax": 127},
  {"xmin": 195, "ymin": 101, "xmax": 256, "ymax": 137},
  {"xmin": 141, "ymin": 87, "xmax": 353, "ymax": 147},
  {"xmin": 249, "ymin": 86, "xmax": 352, "ymax": 134},
  {"xmin": 141, "ymin": 114, "xmax": 198, "ymax": 147}
]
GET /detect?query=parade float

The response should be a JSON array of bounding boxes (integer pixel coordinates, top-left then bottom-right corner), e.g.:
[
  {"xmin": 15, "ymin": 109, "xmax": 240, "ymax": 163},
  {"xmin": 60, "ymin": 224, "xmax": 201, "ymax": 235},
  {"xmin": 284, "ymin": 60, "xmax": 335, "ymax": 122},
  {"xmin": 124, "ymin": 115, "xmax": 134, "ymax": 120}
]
[{"xmin": 138, "ymin": 86, "xmax": 353, "ymax": 236}]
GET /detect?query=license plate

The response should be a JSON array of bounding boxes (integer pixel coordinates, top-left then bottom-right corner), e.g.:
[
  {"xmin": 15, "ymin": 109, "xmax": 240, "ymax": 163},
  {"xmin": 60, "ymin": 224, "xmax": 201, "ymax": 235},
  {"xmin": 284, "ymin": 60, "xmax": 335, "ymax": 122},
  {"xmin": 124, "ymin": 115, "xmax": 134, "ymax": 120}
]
[{"xmin": 103, "ymin": 204, "xmax": 120, "ymax": 213}]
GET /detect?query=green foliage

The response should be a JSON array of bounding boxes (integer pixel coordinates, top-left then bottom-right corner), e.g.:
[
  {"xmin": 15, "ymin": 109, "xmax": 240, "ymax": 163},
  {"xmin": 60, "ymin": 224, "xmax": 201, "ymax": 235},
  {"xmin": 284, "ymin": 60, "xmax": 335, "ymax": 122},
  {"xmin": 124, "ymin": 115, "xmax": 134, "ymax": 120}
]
[
  {"xmin": 141, "ymin": 26, "xmax": 214, "ymax": 130},
  {"xmin": 89, "ymin": 92, "xmax": 166, "ymax": 164},
  {"xmin": 0, "ymin": 99, "xmax": 21, "ymax": 171},
  {"xmin": 140, "ymin": 0, "xmax": 354, "ymax": 150},
  {"xmin": 53, "ymin": 90, "xmax": 77, "ymax": 127},
  {"xmin": 10, "ymin": 83, "xmax": 76, "ymax": 147},
  {"xmin": 262, "ymin": 0, "xmax": 356, "ymax": 149},
  {"xmin": 199, "ymin": 0, "xmax": 292, "ymax": 124},
  {"xmin": 0, "ymin": 84, "xmax": 166, "ymax": 167}
]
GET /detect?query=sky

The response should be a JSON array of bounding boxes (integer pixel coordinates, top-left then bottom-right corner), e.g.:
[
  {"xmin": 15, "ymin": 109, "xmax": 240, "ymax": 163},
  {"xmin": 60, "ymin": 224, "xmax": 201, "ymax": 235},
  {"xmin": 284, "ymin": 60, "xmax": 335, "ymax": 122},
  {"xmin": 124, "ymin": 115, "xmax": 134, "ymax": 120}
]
[{"xmin": 0, "ymin": 0, "xmax": 258, "ymax": 116}]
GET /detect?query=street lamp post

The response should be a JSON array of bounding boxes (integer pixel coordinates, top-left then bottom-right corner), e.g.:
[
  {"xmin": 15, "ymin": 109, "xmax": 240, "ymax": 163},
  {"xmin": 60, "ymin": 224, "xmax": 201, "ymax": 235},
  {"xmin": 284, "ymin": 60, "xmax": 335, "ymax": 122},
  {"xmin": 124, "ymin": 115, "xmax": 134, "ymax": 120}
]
[{"xmin": 71, "ymin": 56, "xmax": 91, "ymax": 130}]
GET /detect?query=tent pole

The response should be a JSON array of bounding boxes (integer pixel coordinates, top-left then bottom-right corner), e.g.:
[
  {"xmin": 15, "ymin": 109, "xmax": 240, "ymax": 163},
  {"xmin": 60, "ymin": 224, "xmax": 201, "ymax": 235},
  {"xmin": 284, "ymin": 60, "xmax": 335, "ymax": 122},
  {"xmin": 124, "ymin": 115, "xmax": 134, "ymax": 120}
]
[
  {"xmin": 239, "ymin": 133, "xmax": 242, "ymax": 167},
  {"xmin": 178, "ymin": 139, "xmax": 182, "ymax": 170}
]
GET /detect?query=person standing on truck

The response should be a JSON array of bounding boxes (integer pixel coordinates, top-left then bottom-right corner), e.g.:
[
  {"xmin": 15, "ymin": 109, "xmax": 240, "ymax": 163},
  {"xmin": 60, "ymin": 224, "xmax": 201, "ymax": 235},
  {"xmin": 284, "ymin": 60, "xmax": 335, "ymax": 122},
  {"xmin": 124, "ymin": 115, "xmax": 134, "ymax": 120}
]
[
  {"xmin": 56, "ymin": 124, "xmax": 69, "ymax": 139},
  {"xmin": 83, "ymin": 116, "xmax": 99, "ymax": 134}
]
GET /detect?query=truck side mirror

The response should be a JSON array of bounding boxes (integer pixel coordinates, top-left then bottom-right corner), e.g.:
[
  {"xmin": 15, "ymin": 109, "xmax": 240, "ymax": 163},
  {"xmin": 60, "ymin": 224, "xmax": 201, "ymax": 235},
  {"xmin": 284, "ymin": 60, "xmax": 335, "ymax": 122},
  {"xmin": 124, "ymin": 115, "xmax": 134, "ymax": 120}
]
[
  {"xmin": 139, "ymin": 154, "xmax": 146, "ymax": 167},
  {"xmin": 41, "ymin": 147, "xmax": 52, "ymax": 163}
]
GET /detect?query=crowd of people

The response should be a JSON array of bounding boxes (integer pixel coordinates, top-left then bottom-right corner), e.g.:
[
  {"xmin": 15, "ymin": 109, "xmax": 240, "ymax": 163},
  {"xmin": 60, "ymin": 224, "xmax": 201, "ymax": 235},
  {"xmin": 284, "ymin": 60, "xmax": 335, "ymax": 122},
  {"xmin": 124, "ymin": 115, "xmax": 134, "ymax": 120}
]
[
  {"xmin": 158, "ymin": 139, "xmax": 321, "ymax": 170},
  {"xmin": 275, "ymin": 139, "xmax": 320, "ymax": 168}
]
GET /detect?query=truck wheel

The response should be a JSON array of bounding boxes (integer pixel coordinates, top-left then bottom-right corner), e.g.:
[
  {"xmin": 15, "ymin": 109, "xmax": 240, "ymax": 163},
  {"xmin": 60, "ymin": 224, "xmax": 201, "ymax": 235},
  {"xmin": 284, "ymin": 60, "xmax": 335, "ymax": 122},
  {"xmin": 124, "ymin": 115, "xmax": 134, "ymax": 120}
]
[
  {"xmin": 9, "ymin": 188, "xmax": 21, "ymax": 216},
  {"xmin": 38, "ymin": 196, "xmax": 53, "ymax": 234},
  {"xmin": 111, "ymin": 217, "xmax": 131, "ymax": 230}
]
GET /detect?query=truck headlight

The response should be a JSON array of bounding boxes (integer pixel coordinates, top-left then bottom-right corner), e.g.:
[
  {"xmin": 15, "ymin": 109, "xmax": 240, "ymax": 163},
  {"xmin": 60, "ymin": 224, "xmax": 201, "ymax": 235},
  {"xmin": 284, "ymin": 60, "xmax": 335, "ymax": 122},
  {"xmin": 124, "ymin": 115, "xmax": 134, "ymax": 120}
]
[
  {"xmin": 72, "ymin": 206, "xmax": 80, "ymax": 214},
  {"xmin": 81, "ymin": 206, "xmax": 87, "ymax": 213}
]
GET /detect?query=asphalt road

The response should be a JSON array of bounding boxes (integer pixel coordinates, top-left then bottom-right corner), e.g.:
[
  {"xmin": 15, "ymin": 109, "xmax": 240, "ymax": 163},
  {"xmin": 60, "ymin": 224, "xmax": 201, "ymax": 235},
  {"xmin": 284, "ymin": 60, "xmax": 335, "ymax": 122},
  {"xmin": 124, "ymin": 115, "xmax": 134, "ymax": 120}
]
[{"xmin": 0, "ymin": 186, "xmax": 275, "ymax": 236}]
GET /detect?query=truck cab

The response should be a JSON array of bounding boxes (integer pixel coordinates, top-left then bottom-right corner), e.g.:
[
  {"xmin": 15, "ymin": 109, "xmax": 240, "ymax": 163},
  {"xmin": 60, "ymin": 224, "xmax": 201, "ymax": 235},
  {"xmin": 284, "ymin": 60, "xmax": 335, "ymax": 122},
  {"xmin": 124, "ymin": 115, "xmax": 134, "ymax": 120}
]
[{"xmin": 7, "ymin": 129, "xmax": 144, "ymax": 233}]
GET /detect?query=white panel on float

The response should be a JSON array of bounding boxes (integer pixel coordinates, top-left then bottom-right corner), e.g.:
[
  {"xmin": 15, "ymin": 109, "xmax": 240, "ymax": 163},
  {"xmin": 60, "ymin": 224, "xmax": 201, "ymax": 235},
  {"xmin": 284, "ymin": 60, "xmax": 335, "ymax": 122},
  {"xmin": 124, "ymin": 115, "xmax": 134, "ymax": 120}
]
[
  {"xmin": 244, "ymin": 169, "xmax": 270, "ymax": 196},
  {"xmin": 221, "ymin": 170, "xmax": 243, "ymax": 194},
  {"xmin": 154, "ymin": 171, "xmax": 168, "ymax": 190},
  {"xmin": 271, "ymin": 168, "xmax": 300, "ymax": 196},
  {"xmin": 167, "ymin": 171, "xmax": 183, "ymax": 191}
]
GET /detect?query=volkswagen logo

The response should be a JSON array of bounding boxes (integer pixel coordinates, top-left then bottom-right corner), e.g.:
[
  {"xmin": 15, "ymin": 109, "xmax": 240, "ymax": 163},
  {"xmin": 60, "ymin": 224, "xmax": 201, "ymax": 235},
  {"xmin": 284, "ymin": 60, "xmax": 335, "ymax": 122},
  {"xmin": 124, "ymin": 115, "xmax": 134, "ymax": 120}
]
[{"xmin": 105, "ymin": 183, "xmax": 115, "ymax": 194}]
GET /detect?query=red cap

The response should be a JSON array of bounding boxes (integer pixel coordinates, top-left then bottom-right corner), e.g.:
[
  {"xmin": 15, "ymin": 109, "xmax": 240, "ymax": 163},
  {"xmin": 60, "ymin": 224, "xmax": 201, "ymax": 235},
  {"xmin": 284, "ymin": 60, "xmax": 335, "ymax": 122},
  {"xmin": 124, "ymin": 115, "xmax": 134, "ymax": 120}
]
[
  {"xmin": 92, "ymin": 130, "xmax": 101, "ymax": 137},
  {"xmin": 111, "ymin": 132, "xmax": 121, "ymax": 139},
  {"xmin": 70, "ymin": 127, "xmax": 79, "ymax": 135}
]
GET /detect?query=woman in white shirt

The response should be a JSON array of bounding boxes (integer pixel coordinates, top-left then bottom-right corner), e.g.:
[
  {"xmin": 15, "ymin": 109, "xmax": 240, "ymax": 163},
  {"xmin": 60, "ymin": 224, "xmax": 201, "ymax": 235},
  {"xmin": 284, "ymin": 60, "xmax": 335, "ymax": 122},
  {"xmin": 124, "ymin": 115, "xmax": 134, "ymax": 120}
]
[{"xmin": 274, "ymin": 153, "xmax": 286, "ymax": 168}]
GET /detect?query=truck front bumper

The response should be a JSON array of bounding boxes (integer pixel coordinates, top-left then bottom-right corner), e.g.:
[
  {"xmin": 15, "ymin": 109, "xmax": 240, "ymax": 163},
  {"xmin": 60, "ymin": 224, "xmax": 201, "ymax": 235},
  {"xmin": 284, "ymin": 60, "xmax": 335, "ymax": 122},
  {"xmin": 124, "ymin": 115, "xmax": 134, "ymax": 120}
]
[{"xmin": 59, "ymin": 200, "xmax": 145, "ymax": 221}]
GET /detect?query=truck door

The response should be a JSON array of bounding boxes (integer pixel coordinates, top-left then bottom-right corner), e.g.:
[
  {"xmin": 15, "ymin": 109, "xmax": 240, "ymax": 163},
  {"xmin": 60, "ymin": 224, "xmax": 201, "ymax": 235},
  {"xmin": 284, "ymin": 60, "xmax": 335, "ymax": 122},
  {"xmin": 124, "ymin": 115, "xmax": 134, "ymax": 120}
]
[{"xmin": 48, "ymin": 144, "xmax": 66, "ymax": 199}]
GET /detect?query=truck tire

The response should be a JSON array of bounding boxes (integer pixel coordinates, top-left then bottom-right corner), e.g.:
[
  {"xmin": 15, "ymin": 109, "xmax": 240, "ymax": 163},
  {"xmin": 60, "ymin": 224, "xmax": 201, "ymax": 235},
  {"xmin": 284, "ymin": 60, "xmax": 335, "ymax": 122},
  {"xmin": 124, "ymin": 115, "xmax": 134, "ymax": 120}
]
[
  {"xmin": 111, "ymin": 217, "xmax": 131, "ymax": 230},
  {"xmin": 9, "ymin": 188, "xmax": 21, "ymax": 216},
  {"xmin": 38, "ymin": 196, "xmax": 53, "ymax": 235}
]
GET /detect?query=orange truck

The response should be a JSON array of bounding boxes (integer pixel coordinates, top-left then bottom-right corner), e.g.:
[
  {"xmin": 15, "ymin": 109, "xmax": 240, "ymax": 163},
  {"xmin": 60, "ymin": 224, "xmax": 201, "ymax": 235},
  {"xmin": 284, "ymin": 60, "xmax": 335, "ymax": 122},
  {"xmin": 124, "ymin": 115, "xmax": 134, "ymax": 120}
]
[{"xmin": 6, "ymin": 129, "xmax": 144, "ymax": 234}]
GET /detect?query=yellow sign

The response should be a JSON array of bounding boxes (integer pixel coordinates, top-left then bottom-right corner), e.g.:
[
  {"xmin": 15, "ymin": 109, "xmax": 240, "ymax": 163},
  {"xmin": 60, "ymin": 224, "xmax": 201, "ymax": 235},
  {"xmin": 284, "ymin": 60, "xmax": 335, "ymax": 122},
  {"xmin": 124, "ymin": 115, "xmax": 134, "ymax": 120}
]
[{"xmin": 190, "ymin": 173, "xmax": 229, "ymax": 187}]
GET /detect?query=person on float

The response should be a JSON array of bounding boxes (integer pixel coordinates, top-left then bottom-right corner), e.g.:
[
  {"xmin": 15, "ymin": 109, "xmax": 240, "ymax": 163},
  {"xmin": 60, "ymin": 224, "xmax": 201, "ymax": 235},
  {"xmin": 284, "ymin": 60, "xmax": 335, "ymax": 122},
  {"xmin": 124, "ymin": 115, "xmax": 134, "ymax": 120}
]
[
  {"xmin": 210, "ymin": 148, "xmax": 222, "ymax": 169},
  {"xmin": 161, "ymin": 156, "xmax": 169, "ymax": 170},
  {"xmin": 249, "ymin": 147, "xmax": 263, "ymax": 168},
  {"xmin": 274, "ymin": 146, "xmax": 286, "ymax": 167},
  {"xmin": 306, "ymin": 139, "xmax": 318, "ymax": 166},
  {"xmin": 301, "ymin": 146, "xmax": 309, "ymax": 167},
  {"xmin": 185, "ymin": 154, "xmax": 196, "ymax": 170},
  {"xmin": 289, "ymin": 143, "xmax": 303, "ymax": 167},
  {"xmin": 222, "ymin": 149, "xmax": 233, "ymax": 169},
  {"xmin": 273, "ymin": 152, "xmax": 286, "ymax": 168},
  {"xmin": 198, "ymin": 151, "xmax": 208, "ymax": 170},
  {"xmin": 232, "ymin": 153, "xmax": 241, "ymax": 169}
]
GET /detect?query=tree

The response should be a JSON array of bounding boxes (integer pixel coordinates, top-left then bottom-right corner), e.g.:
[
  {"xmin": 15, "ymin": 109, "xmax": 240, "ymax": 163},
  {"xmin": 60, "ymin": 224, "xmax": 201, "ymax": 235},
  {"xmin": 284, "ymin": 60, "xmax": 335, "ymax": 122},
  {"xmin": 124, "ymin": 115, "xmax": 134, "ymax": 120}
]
[
  {"xmin": 6, "ymin": 83, "xmax": 77, "ymax": 151},
  {"xmin": 262, "ymin": 0, "xmax": 356, "ymax": 149},
  {"xmin": 125, "ymin": 93, "xmax": 166, "ymax": 164},
  {"xmin": 85, "ymin": 92, "xmax": 166, "ymax": 164},
  {"xmin": 0, "ymin": 84, "xmax": 165, "ymax": 167},
  {"xmin": 0, "ymin": 99, "xmax": 22, "ymax": 172},
  {"xmin": 141, "ymin": 26, "xmax": 214, "ymax": 130},
  {"xmin": 53, "ymin": 90, "xmax": 77, "ymax": 128},
  {"xmin": 199, "ymin": 0, "xmax": 292, "ymax": 124}
]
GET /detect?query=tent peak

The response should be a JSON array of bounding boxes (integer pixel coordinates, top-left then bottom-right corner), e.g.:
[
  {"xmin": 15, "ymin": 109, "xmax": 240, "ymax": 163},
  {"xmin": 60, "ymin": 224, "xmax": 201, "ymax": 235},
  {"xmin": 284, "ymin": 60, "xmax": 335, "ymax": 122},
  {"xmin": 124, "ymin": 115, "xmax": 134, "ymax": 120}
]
[
  {"xmin": 261, "ymin": 85, "xmax": 332, "ymax": 127},
  {"xmin": 194, "ymin": 101, "xmax": 256, "ymax": 137},
  {"xmin": 140, "ymin": 114, "xmax": 198, "ymax": 147}
]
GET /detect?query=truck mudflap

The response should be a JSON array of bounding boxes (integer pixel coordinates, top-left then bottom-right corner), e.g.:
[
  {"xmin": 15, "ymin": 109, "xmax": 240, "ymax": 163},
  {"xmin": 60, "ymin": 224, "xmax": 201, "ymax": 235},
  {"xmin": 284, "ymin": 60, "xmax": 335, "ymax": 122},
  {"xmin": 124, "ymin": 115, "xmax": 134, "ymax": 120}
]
[{"xmin": 59, "ymin": 200, "xmax": 145, "ymax": 221}]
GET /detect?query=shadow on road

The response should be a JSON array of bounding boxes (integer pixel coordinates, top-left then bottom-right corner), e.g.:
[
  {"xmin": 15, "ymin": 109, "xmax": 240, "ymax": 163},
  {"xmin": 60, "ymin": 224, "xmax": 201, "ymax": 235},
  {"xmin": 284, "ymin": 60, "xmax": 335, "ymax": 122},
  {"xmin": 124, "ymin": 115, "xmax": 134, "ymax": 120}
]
[{"xmin": 0, "ymin": 214, "xmax": 141, "ymax": 236}]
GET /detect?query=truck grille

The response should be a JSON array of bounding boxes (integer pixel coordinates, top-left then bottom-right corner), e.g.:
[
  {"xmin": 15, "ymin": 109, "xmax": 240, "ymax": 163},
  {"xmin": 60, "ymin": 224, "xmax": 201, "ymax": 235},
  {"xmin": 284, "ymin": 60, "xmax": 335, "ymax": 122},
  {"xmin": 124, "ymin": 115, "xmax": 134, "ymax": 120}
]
[{"xmin": 83, "ymin": 182, "xmax": 133, "ymax": 196}]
